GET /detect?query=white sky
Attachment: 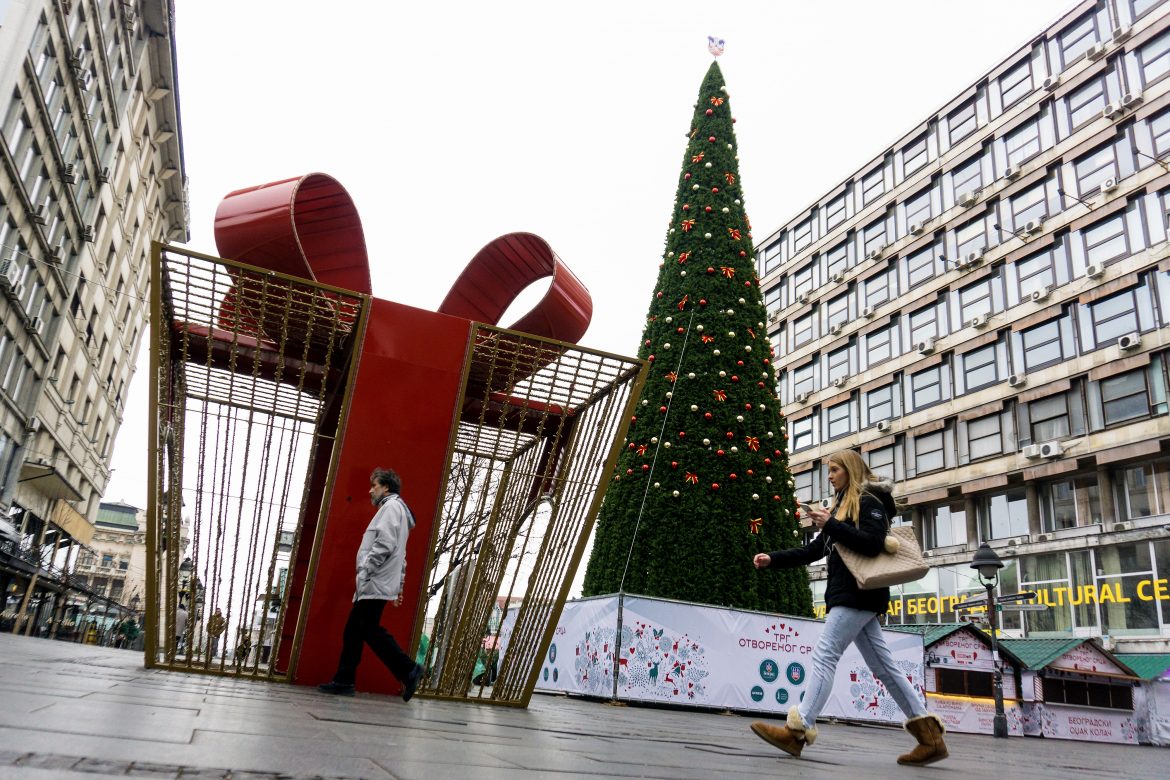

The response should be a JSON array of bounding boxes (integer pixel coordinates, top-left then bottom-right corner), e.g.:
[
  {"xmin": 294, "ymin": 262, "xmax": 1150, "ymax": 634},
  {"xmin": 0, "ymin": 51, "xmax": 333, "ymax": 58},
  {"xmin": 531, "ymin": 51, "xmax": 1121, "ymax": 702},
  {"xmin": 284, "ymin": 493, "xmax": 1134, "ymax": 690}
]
[{"xmin": 104, "ymin": 0, "xmax": 1075, "ymax": 511}]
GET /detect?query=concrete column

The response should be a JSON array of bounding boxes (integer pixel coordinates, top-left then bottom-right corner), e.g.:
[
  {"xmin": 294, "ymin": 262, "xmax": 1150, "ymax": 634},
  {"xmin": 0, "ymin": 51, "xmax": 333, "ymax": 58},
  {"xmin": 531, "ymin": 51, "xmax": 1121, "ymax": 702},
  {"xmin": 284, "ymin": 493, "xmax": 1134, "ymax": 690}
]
[
  {"xmin": 1097, "ymin": 467, "xmax": 1116, "ymax": 526},
  {"xmin": 911, "ymin": 507, "xmax": 925, "ymax": 547},
  {"xmin": 965, "ymin": 495, "xmax": 979, "ymax": 547},
  {"xmin": 1026, "ymin": 482, "xmax": 1042, "ymax": 536}
]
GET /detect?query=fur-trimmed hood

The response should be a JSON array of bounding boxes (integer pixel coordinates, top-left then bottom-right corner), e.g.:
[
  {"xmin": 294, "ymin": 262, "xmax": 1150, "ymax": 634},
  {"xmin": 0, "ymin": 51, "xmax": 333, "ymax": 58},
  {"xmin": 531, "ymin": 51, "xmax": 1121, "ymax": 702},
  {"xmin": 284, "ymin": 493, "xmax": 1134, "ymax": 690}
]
[{"xmin": 863, "ymin": 476, "xmax": 895, "ymax": 495}]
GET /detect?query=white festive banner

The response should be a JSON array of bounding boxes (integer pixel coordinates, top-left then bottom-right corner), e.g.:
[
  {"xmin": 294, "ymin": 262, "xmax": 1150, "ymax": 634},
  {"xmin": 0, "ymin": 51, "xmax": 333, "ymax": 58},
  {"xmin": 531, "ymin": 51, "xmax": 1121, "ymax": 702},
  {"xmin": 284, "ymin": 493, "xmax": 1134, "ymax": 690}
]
[
  {"xmin": 1146, "ymin": 681, "xmax": 1170, "ymax": 746},
  {"xmin": 1026, "ymin": 702, "xmax": 1141, "ymax": 744},
  {"xmin": 927, "ymin": 693, "xmax": 1025, "ymax": 735},
  {"xmin": 537, "ymin": 594, "xmax": 924, "ymax": 725}
]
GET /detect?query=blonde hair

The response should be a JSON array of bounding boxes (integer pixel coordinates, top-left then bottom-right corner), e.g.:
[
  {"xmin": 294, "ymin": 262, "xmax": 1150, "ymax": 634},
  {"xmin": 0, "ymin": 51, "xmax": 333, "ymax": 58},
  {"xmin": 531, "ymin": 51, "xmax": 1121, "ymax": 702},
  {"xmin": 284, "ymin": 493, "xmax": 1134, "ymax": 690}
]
[{"xmin": 828, "ymin": 450, "xmax": 877, "ymax": 524}]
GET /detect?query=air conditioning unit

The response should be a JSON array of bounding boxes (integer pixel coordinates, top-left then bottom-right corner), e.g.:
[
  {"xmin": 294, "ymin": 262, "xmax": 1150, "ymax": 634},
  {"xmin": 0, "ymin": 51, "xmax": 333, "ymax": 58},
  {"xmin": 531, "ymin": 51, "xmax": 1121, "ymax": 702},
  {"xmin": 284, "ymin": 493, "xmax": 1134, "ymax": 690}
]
[
  {"xmin": 832, "ymin": 376, "xmax": 847, "ymax": 388},
  {"xmin": 26, "ymin": 416, "xmax": 41, "ymax": 433},
  {"xmin": 1101, "ymin": 176, "xmax": 1119, "ymax": 193},
  {"xmin": 1121, "ymin": 91, "xmax": 1143, "ymax": 109},
  {"xmin": 830, "ymin": 271, "xmax": 844, "ymax": 284},
  {"xmin": 1119, "ymin": 331, "xmax": 1142, "ymax": 351},
  {"xmin": 957, "ymin": 191, "xmax": 979, "ymax": 208},
  {"xmin": 828, "ymin": 323, "xmax": 843, "ymax": 336},
  {"xmin": 1112, "ymin": 25, "xmax": 1132, "ymax": 44},
  {"xmin": 1022, "ymin": 444, "xmax": 1043, "ymax": 459},
  {"xmin": 0, "ymin": 260, "xmax": 19, "ymax": 292},
  {"xmin": 62, "ymin": 163, "xmax": 76, "ymax": 183},
  {"xmin": 909, "ymin": 221, "xmax": 925, "ymax": 236},
  {"xmin": 1008, "ymin": 373, "xmax": 1027, "ymax": 387},
  {"xmin": 917, "ymin": 337, "xmax": 937, "ymax": 355},
  {"xmin": 98, "ymin": 167, "xmax": 110, "ymax": 183},
  {"xmin": 1023, "ymin": 217, "xmax": 1043, "ymax": 235},
  {"xmin": 1086, "ymin": 41, "xmax": 1108, "ymax": 61},
  {"xmin": 24, "ymin": 316, "xmax": 42, "ymax": 333},
  {"xmin": 967, "ymin": 313, "xmax": 989, "ymax": 329},
  {"xmin": 861, "ymin": 305, "xmax": 875, "ymax": 319},
  {"xmin": 956, "ymin": 249, "xmax": 984, "ymax": 270},
  {"xmin": 1042, "ymin": 74, "xmax": 1061, "ymax": 91},
  {"xmin": 795, "ymin": 392, "xmax": 810, "ymax": 404},
  {"xmin": 876, "ymin": 420, "xmax": 891, "ymax": 432},
  {"xmin": 866, "ymin": 246, "xmax": 885, "ymax": 262},
  {"xmin": 1086, "ymin": 263, "xmax": 1104, "ymax": 278},
  {"xmin": 1037, "ymin": 533, "xmax": 1054, "ymax": 543},
  {"xmin": 1004, "ymin": 165, "xmax": 1020, "ymax": 180},
  {"xmin": 1029, "ymin": 284, "xmax": 1052, "ymax": 303},
  {"xmin": 796, "ymin": 291, "xmax": 810, "ymax": 305},
  {"xmin": 1112, "ymin": 522, "xmax": 1134, "ymax": 532},
  {"xmin": 1103, "ymin": 102, "xmax": 1123, "ymax": 120},
  {"xmin": 1039, "ymin": 441, "xmax": 1064, "ymax": 458},
  {"xmin": 82, "ymin": 225, "xmax": 95, "ymax": 242}
]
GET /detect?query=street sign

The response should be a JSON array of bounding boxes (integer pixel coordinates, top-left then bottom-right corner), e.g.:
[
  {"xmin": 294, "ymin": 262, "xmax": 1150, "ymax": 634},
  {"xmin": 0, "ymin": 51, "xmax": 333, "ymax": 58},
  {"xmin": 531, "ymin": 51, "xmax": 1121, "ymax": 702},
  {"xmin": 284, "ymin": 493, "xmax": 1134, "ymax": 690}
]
[
  {"xmin": 958, "ymin": 591, "xmax": 1038, "ymax": 609},
  {"xmin": 1000, "ymin": 603, "xmax": 1048, "ymax": 612}
]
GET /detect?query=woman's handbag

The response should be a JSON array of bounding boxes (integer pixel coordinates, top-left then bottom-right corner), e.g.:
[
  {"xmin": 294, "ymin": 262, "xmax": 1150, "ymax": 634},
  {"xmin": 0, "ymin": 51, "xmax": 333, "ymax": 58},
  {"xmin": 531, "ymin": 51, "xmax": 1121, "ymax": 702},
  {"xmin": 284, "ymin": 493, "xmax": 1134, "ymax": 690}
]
[{"xmin": 835, "ymin": 525, "xmax": 929, "ymax": 589}]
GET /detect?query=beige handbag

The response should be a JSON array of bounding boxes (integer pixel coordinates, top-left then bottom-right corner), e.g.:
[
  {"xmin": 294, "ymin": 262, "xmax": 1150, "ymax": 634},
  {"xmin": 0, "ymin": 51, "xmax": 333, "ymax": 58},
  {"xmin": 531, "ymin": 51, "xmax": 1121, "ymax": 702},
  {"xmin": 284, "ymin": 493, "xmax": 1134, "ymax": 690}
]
[{"xmin": 834, "ymin": 525, "xmax": 929, "ymax": 589}]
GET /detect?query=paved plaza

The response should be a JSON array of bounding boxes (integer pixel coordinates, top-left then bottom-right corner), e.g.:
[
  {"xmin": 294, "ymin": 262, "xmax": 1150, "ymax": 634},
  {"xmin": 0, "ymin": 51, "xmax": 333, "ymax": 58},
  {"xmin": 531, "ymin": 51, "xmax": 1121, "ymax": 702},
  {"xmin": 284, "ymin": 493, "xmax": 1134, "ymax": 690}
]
[{"xmin": 0, "ymin": 632, "xmax": 1164, "ymax": 779}]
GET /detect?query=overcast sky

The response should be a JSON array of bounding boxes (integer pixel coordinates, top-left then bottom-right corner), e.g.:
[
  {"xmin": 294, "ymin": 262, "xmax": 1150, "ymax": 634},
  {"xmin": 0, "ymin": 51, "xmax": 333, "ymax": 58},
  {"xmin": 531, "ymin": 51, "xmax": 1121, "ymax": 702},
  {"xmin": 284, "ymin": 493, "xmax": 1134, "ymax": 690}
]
[{"xmin": 104, "ymin": 0, "xmax": 1074, "ymax": 510}]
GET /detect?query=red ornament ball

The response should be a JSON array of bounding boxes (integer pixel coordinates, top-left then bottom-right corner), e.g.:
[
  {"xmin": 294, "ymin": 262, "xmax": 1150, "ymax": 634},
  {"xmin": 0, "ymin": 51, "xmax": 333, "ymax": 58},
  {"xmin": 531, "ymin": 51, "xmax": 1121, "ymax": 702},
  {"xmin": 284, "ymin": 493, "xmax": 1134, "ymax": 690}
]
[
  {"xmin": 682, "ymin": 204, "xmax": 690, "ymax": 211},
  {"xmin": 774, "ymin": 449, "xmax": 782, "ymax": 456},
  {"xmin": 747, "ymin": 469, "xmax": 755, "ymax": 476},
  {"xmin": 679, "ymin": 431, "xmax": 686, "ymax": 437},
  {"xmin": 708, "ymin": 136, "xmax": 716, "ymax": 142},
  {"xmin": 685, "ymin": 173, "xmax": 692, "ymax": 180},
  {"xmin": 707, "ymin": 266, "xmax": 715, "ymax": 274},
  {"xmin": 731, "ymin": 375, "xmax": 739, "ymax": 382},
  {"xmin": 744, "ymin": 281, "xmax": 752, "ymax": 287},
  {"xmin": 671, "ymin": 461, "xmax": 679, "ymax": 469},
  {"xmin": 757, "ymin": 381, "xmax": 765, "ymax": 388},
  {"xmin": 648, "ymin": 355, "xmax": 655, "ymax": 362},
  {"xmin": 716, "ymin": 449, "xmax": 725, "ymax": 456},
  {"xmin": 704, "ymin": 412, "xmax": 713, "ymax": 420},
  {"xmin": 744, "ymin": 403, "xmax": 752, "ymax": 411},
  {"xmin": 677, "ymin": 327, "xmax": 684, "ymax": 334},
  {"xmin": 660, "ymin": 406, "xmax": 667, "ymax": 413},
  {"xmin": 656, "ymin": 291, "xmax": 664, "ymax": 298},
  {"xmin": 763, "ymin": 358, "xmax": 771, "ymax": 365},
  {"xmin": 628, "ymin": 442, "xmax": 635, "ymax": 449},
  {"xmin": 764, "ymin": 458, "xmax": 772, "ymax": 466},
  {"xmin": 737, "ymin": 360, "xmax": 744, "ymax": 366},
  {"xmin": 726, "ymin": 431, "xmax": 734, "ymax": 440},
  {"xmin": 729, "ymin": 473, "xmax": 738, "ymax": 480},
  {"xmin": 712, "ymin": 187, "xmax": 720, "ymax": 193},
  {"xmin": 699, "ymin": 299, "xmax": 708, "ymax": 306},
  {"xmin": 626, "ymin": 468, "xmax": 633, "ymax": 475},
  {"xmin": 712, "ymin": 483, "xmax": 721, "ymax": 490},
  {"xmin": 705, "ymin": 206, "xmax": 712, "ymax": 213},
  {"xmin": 631, "ymin": 416, "xmax": 638, "ymax": 422},
  {"xmin": 642, "ymin": 464, "xmax": 650, "ymax": 471},
  {"xmin": 705, "ymin": 108, "xmax": 714, "ymax": 116},
  {"xmin": 645, "ymin": 339, "xmax": 651, "ymax": 346}
]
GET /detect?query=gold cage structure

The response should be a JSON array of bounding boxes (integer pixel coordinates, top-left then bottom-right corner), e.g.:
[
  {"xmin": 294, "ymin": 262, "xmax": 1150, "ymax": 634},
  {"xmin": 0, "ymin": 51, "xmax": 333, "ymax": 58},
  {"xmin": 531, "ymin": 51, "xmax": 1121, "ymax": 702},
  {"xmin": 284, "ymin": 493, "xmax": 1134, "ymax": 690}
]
[
  {"xmin": 416, "ymin": 326, "xmax": 645, "ymax": 706},
  {"xmin": 146, "ymin": 242, "xmax": 366, "ymax": 678}
]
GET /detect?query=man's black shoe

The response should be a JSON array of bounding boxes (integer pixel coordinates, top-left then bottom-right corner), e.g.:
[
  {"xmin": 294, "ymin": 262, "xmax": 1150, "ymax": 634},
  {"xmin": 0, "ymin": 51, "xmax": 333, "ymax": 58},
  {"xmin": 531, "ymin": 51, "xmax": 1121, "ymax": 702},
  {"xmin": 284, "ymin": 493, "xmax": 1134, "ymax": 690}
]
[
  {"xmin": 402, "ymin": 664, "xmax": 423, "ymax": 703},
  {"xmin": 317, "ymin": 681, "xmax": 355, "ymax": 696}
]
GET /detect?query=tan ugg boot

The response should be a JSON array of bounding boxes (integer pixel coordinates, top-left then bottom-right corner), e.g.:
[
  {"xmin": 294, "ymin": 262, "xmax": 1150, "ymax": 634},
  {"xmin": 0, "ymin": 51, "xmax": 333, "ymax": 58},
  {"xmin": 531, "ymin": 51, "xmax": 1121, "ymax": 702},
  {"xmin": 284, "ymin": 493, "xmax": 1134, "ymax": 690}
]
[
  {"xmin": 897, "ymin": 713, "xmax": 949, "ymax": 766},
  {"xmin": 750, "ymin": 706, "xmax": 819, "ymax": 758}
]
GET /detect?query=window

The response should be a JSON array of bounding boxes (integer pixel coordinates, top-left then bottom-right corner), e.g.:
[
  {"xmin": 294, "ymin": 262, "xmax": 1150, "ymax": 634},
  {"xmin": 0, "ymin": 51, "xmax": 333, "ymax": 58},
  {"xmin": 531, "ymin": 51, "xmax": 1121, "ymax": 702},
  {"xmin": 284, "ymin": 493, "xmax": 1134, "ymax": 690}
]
[
  {"xmin": 914, "ymin": 430, "xmax": 946, "ymax": 473},
  {"xmin": 825, "ymin": 192, "xmax": 847, "ymax": 231},
  {"xmin": 1074, "ymin": 143, "xmax": 1118, "ymax": 194},
  {"xmin": 1083, "ymin": 212, "xmax": 1128, "ymax": 266},
  {"xmin": 955, "ymin": 214, "xmax": 991, "ymax": 259},
  {"xmin": 865, "ymin": 382, "xmax": 896, "ymax": 424},
  {"xmin": 1118, "ymin": 464, "xmax": 1158, "ymax": 518},
  {"xmin": 1152, "ymin": 108, "xmax": 1170, "ymax": 158},
  {"xmin": 1010, "ymin": 183, "xmax": 1048, "ymax": 230},
  {"xmin": 1100, "ymin": 374, "xmax": 1147, "ymax": 429},
  {"xmin": 826, "ymin": 343, "xmax": 851, "ymax": 384},
  {"xmin": 906, "ymin": 244, "xmax": 942, "ymax": 287},
  {"xmin": 861, "ymin": 167, "xmax": 885, "ymax": 206},
  {"xmin": 999, "ymin": 58, "xmax": 1032, "ymax": 109},
  {"xmin": 1030, "ymin": 393, "xmax": 1071, "ymax": 441},
  {"xmin": 1067, "ymin": 76, "xmax": 1107, "ymax": 129},
  {"xmin": 948, "ymin": 99, "xmax": 978, "ymax": 145},
  {"xmin": 1041, "ymin": 480, "xmax": 1079, "ymax": 531},
  {"xmin": 904, "ymin": 186, "xmax": 933, "ymax": 231},
  {"xmin": 952, "ymin": 153, "xmax": 983, "ymax": 201},
  {"xmin": 824, "ymin": 241, "xmax": 848, "ymax": 277},
  {"xmin": 792, "ymin": 361, "xmax": 816, "ymax": 398},
  {"xmin": 862, "ymin": 217, "xmax": 887, "ymax": 256},
  {"xmin": 864, "ymin": 266, "xmax": 897, "ymax": 308},
  {"xmin": 903, "ymin": 133, "xmax": 928, "ymax": 176},
  {"xmin": 825, "ymin": 399, "xmax": 853, "ymax": 440},
  {"xmin": 865, "ymin": 321, "xmax": 897, "ymax": 366},
  {"xmin": 961, "ymin": 343, "xmax": 999, "ymax": 390},
  {"xmin": 792, "ymin": 263, "xmax": 814, "ymax": 299},
  {"xmin": 763, "ymin": 240, "xmax": 783, "ymax": 275},
  {"xmin": 908, "ymin": 303, "xmax": 941, "ymax": 346},
  {"xmin": 823, "ymin": 294, "xmax": 849, "ymax": 333},
  {"xmin": 792, "ymin": 312, "xmax": 815, "ymax": 349},
  {"xmin": 1059, "ymin": 12, "xmax": 1099, "ymax": 66},
  {"xmin": 793, "ymin": 469, "xmax": 814, "ymax": 503},
  {"xmin": 910, "ymin": 364, "xmax": 945, "ymax": 409},
  {"xmin": 1139, "ymin": 29, "xmax": 1170, "ymax": 86},
  {"xmin": 980, "ymin": 488, "xmax": 1029, "ymax": 539},
  {"xmin": 868, "ymin": 443, "xmax": 900, "ymax": 481},
  {"xmin": 1015, "ymin": 248, "xmax": 1055, "ymax": 297},
  {"xmin": 1020, "ymin": 319, "xmax": 1064, "ymax": 370},
  {"xmin": 1086, "ymin": 289, "xmax": 1140, "ymax": 346},
  {"xmin": 790, "ymin": 415, "xmax": 815, "ymax": 451},
  {"xmin": 1132, "ymin": 0, "xmax": 1161, "ymax": 20},
  {"xmin": 1005, "ymin": 117, "xmax": 1041, "ymax": 166},
  {"xmin": 793, "ymin": 217, "xmax": 814, "ymax": 252},
  {"xmin": 936, "ymin": 668, "xmax": 993, "ymax": 698},
  {"xmin": 957, "ymin": 276, "xmax": 994, "ymax": 323},
  {"xmin": 967, "ymin": 413, "xmax": 1003, "ymax": 460},
  {"xmin": 925, "ymin": 502, "xmax": 968, "ymax": 549}
]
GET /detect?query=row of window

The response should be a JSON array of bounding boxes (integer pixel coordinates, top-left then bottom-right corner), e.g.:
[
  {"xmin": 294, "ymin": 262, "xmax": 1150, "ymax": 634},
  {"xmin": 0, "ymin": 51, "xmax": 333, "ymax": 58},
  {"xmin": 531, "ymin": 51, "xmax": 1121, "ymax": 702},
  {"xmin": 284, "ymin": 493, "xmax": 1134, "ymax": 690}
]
[
  {"xmin": 767, "ymin": 105, "xmax": 1170, "ymax": 331},
  {"xmin": 780, "ymin": 260, "xmax": 1170, "ymax": 406},
  {"xmin": 760, "ymin": 0, "xmax": 1167, "ymax": 273}
]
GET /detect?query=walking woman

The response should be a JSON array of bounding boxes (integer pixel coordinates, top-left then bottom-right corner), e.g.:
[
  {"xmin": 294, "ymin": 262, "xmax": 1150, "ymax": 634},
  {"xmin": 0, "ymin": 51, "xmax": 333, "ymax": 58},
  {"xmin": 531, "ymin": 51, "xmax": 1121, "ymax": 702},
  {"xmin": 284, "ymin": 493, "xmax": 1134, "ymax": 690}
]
[{"xmin": 749, "ymin": 449, "xmax": 948, "ymax": 766}]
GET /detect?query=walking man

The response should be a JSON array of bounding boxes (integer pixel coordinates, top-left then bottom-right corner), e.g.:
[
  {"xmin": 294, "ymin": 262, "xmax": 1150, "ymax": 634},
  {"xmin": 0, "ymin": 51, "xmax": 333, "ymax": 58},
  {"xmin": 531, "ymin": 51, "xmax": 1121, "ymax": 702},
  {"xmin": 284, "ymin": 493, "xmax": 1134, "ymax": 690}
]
[{"xmin": 318, "ymin": 468, "xmax": 424, "ymax": 700}]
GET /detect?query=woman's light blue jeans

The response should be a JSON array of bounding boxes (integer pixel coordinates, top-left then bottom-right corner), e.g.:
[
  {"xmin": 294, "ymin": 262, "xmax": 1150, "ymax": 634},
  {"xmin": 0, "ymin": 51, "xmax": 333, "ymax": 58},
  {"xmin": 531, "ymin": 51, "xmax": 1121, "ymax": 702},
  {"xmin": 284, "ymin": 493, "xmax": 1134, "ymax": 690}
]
[{"xmin": 798, "ymin": 606, "xmax": 927, "ymax": 727}]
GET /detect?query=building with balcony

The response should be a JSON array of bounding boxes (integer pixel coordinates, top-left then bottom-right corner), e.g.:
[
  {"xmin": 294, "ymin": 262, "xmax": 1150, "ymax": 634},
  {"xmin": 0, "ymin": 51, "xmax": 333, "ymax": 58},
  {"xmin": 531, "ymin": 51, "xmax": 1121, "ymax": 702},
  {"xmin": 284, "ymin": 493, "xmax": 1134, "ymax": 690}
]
[
  {"xmin": 0, "ymin": 1, "xmax": 186, "ymax": 632},
  {"xmin": 759, "ymin": 0, "xmax": 1170, "ymax": 650}
]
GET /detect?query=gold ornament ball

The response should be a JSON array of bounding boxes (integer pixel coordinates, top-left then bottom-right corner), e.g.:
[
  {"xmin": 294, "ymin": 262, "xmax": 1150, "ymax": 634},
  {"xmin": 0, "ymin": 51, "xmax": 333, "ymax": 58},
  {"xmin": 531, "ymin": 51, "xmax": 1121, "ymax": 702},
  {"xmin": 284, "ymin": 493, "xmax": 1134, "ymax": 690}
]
[
  {"xmin": 690, "ymin": 404, "xmax": 699, "ymax": 411},
  {"xmin": 673, "ymin": 490, "xmax": 680, "ymax": 497},
  {"xmin": 713, "ymin": 349, "xmax": 721, "ymax": 356}
]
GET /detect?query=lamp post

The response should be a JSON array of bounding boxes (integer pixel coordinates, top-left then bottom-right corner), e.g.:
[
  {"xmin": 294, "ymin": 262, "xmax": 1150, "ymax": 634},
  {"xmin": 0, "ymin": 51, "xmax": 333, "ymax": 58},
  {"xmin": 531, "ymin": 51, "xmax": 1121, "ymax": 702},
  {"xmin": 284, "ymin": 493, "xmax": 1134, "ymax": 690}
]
[{"xmin": 971, "ymin": 542, "xmax": 1008, "ymax": 738}]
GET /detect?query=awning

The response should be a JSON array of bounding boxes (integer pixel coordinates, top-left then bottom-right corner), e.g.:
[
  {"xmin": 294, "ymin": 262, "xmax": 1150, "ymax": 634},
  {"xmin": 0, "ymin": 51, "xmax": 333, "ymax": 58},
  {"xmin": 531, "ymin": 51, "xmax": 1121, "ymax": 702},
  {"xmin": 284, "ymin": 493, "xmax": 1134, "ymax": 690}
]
[
  {"xmin": 51, "ymin": 500, "xmax": 93, "ymax": 546},
  {"xmin": 18, "ymin": 460, "xmax": 84, "ymax": 503}
]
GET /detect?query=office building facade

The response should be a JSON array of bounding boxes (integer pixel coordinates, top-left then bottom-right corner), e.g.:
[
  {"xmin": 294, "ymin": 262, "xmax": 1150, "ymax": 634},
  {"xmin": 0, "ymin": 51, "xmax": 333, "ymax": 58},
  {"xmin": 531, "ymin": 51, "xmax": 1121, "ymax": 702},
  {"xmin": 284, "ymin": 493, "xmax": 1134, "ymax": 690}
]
[
  {"xmin": 760, "ymin": 0, "xmax": 1170, "ymax": 650},
  {"xmin": 0, "ymin": 0, "xmax": 186, "ymax": 634}
]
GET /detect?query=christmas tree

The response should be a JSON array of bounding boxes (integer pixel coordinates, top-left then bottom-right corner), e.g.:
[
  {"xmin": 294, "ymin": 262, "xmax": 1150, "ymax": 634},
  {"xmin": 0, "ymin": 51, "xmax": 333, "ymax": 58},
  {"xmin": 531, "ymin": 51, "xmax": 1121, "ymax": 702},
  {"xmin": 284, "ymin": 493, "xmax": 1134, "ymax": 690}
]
[{"xmin": 583, "ymin": 59, "xmax": 812, "ymax": 616}]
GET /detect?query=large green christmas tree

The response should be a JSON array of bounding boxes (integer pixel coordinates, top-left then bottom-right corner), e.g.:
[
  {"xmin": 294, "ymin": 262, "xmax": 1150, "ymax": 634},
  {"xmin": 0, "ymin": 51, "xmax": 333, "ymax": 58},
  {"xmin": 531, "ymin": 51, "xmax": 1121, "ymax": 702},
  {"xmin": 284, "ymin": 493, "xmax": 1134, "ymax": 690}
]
[{"xmin": 583, "ymin": 60, "xmax": 811, "ymax": 616}]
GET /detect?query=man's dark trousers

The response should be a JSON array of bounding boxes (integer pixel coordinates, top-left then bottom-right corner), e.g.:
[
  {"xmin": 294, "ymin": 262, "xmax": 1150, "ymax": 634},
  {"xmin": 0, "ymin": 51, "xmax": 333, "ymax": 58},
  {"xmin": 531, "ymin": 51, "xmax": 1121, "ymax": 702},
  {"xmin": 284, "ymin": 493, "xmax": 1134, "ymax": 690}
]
[{"xmin": 333, "ymin": 599, "xmax": 414, "ymax": 685}]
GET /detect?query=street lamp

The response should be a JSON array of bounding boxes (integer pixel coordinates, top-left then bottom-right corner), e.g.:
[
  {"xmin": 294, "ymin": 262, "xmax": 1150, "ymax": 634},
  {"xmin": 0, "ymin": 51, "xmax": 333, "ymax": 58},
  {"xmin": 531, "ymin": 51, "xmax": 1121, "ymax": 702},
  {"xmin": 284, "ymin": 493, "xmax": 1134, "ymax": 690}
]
[
  {"xmin": 129, "ymin": 594, "xmax": 140, "ymax": 616},
  {"xmin": 971, "ymin": 542, "xmax": 1008, "ymax": 738}
]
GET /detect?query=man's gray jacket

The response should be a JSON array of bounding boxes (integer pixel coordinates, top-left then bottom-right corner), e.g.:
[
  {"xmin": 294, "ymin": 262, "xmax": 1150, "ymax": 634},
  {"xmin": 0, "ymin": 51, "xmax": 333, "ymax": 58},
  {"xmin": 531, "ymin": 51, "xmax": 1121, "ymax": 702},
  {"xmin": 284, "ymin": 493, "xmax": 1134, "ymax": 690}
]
[{"xmin": 354, "ymin": 493, "xmax": 415, "ymax": 602}]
